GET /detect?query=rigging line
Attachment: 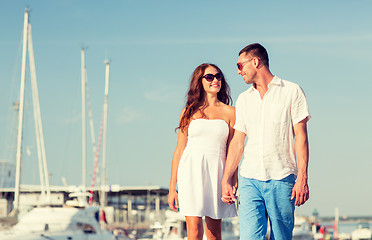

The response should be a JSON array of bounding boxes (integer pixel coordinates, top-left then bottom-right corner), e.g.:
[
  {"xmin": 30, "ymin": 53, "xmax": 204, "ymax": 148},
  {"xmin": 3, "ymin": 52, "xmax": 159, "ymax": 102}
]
[
  {"xmin": 84, "ymin": 58, "xmax": 102, "ymax": 190},
  {"xmin": 2, "ymin": 27, "xmax": 24, "ymax": 163},
  {"xmin": 88, "ymin": 109, "xmax": 105, "ymax": 205},
  {"xmin": 84, "ymin": 71, "xmax": 99, "ymax": 169},
  {"xmin": 59, "ymin": 72, "xmax": 80, "ymax": 183}
]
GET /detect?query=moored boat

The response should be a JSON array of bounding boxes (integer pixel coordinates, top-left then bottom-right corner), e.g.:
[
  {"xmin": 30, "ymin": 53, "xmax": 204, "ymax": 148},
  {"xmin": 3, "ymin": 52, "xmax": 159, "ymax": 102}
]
[
  {"xmin": 292, "ymin": 216, "xmax": 314, "ymax": 240},
  {"xmin": 351, "ymin": 223, "xmax": 372, "ymax": 240},
  {"xmin": 0, "ymin": 206, "xmax": 116, "ymax": 240}
]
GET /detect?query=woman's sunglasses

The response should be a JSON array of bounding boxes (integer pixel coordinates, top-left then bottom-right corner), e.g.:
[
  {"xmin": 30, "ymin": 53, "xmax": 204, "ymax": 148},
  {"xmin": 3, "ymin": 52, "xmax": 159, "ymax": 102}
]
[{"xmin": 203, "ymin": 73, "xmax": 223, "ymax": 82}]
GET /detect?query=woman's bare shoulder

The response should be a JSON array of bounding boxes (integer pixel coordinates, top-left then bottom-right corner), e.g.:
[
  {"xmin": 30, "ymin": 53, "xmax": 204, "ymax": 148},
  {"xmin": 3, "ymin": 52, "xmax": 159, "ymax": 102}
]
[
  {"xmin": 217, "ymin": 103, "xmax": 234, "ymax": 123},
  {"xmin": 222, "ymin": 104, "xmax": 235, "ymax": 115},
  {"xmin": 225, "ymin": 104, "xmax": 235, "ymax": 111}
]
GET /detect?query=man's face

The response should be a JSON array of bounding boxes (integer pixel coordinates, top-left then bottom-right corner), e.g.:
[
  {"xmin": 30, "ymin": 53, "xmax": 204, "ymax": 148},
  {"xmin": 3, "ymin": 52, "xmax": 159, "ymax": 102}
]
[{"xmin": 237, "ymin": 53, "xmax": 256, "ymax": 84}]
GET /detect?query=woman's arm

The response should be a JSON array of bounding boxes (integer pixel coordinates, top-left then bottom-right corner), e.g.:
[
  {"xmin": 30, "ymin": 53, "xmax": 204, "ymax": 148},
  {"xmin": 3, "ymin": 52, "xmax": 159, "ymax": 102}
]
[
  {"xmin": 225, "ymin": 106, "xmax": 238, "ymax": 189},
  {"xmin": 168, "ymin": 109, "xmax": 188, "ymax": 212}
]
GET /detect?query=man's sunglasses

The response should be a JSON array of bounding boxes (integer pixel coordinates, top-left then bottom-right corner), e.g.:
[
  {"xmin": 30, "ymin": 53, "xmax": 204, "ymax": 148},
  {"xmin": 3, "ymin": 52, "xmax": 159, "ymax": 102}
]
[
  {"xmin": 203, "ymin": 73, "xmax": 223, "ymax": 82},
  {"xmin": 237, "ymin": 57, "xmax": 260, "ymax": 71}
]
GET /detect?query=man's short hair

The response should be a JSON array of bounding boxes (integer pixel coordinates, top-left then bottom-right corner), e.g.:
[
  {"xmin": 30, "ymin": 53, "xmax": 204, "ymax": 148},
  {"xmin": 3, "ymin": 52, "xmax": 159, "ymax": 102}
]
[{"xmin": 239, "ymin": 43, "xmax": 269, "ymax": 67}]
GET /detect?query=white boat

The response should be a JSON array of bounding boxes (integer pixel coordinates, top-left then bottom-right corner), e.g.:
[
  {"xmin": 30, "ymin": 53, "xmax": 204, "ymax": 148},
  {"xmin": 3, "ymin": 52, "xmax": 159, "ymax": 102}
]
[
  {"xmin": 351, "ymin": 223, "xmax": 372, "ymax": 240},
  {"xmin": 221, "ymin": 217, "xmax": 240, "ymax": 240},
  {"xmin": 292, "ymin": 216, "xmax": 314, "ymax": 240},
  {"xmin": 161, "ymin": 210, "xmax": 187, "ymax": 239},
  {"xmin": 0, "ymin": 206, "xmax": 115, "ymax": 240},
  {"xmin": 138, "ymin": 210, "xmax": 240, "ymax": 240}
]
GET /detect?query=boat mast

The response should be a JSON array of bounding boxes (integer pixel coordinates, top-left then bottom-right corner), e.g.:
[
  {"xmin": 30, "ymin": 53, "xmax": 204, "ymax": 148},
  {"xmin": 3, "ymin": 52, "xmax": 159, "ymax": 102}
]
[
  {"xmin": 334, "ymin": 207, "xmax": 339, "ymax": 239},
  {"xmin": 28, "ymin": 23, "xmax": 51, "ymax": 203},
  {"xmin": 14, "ymin": 8, "xmax": 29, "ymax": 211},
  {"xmin": 81, "ymin": 48, "xmax": 87, "ymax": 189},
  {"xmin": 101, "ymin": 60, "xmax": 110, "ymax": 208}
]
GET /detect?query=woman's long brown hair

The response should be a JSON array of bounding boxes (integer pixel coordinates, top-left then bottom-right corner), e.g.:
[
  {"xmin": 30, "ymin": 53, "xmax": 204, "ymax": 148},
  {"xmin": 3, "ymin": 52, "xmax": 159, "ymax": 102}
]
[{"xmin": 177, "ymin": 63, "xmax": 232, "ymax": 133}]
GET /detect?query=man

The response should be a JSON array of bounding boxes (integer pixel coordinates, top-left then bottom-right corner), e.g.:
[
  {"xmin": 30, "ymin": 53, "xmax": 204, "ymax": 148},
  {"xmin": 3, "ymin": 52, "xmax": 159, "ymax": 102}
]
[{"xmin": 221, "ymin": 43, "xmax": 310, "ymax": 239}]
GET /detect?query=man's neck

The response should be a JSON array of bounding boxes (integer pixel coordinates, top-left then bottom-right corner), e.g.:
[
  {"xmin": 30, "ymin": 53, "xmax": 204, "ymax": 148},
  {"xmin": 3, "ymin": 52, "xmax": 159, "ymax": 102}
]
[{"xmin": 254, "ymin": 70, "xmax": 274, "ymax": 99}]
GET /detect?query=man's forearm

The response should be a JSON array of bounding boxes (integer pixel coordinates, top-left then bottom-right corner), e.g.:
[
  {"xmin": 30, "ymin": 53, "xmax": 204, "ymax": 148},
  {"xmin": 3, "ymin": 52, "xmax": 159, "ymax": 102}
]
[
  {"xmin": 295, "ymin": 123, "xmax": 309, "ymax": 181},
  {"xmin": 223, "ymin": 139, "xmax": 244, "ymax": 183}
]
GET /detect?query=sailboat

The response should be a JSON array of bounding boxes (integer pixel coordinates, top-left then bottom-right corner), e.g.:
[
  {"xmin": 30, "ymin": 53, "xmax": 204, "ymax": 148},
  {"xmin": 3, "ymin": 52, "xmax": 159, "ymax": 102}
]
[{"xmin": 0, "ymin": 8, "xmax": 117, "ymax": 240}]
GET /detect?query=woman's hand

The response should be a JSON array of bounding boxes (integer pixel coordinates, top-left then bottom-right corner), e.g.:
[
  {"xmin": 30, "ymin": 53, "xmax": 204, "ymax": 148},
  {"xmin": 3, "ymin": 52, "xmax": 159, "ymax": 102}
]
[
  {"xmin": 168, "ymin": 189, "xmax": 179, "ymax": 212},
  {"xmin": 221, "ymin": 180, "xmax": 237, "ymax": 205}
]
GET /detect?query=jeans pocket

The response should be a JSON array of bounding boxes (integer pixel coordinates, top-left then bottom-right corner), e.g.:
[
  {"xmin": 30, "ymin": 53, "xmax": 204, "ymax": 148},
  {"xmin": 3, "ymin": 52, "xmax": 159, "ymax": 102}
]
[{"xmin": 279, "ymin": 174, "xmax": 296, "ymax": 188}]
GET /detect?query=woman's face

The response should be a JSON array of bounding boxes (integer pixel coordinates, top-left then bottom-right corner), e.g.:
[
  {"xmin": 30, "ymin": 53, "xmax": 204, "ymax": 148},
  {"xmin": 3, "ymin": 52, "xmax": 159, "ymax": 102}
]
[{"xmin": 201, "ymin": 66, "xmax": 222, "ymax": 95}]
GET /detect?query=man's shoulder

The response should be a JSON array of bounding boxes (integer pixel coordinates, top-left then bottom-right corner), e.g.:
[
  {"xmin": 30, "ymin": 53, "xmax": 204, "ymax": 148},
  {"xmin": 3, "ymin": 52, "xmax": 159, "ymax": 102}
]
[
  {"xmin": 277, "ymin": 77, "xmax": 308, "ymax": 103},
  {"xmin": 236, "ymin": 90, "xmax": 250, "ymax": 106},
  {"xmin": 237, "ymin": 87, "xmax": 253, "ymax": 98},
  {"xmin": 277, "ymin": 77, "xmax": 303, "ymax": 92},
  {"xmin": 275, "ymin": 76, "xmax": 295, "ymax": 86}
]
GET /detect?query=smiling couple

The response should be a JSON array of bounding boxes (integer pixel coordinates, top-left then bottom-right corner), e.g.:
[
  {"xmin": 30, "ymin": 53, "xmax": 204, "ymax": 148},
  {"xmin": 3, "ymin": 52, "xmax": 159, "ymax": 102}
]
[{"xmin": 168, "ymin": 43, "xmax": 311, "ymax": 240}]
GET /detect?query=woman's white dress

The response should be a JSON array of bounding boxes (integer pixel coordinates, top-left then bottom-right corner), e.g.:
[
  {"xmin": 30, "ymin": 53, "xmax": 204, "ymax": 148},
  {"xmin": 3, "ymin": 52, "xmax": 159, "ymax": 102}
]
[{"xmin": 177, "ymin": 119, "xmax": 237, "ymax": 219}]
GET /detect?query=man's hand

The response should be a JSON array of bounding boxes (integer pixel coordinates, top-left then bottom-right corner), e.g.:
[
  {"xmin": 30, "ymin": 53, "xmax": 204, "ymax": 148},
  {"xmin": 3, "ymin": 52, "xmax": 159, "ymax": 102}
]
[
  {"xmin": 291, "ymin": 177, "xmax": 309, "ymax": 206},
  {"xmin": 168, "ymin": 190, "xmax": 179, "ymax": 212},
  {"xmin": 292, "ymin": 119, "xmax": 310, "ymax": 207}
]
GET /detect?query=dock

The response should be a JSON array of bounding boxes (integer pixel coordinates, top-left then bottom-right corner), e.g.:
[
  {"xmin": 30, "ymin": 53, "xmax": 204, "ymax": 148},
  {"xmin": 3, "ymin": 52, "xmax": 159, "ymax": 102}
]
[{"xmin": 0, "ymin": 184, "xmax": 169, "ymax": 232}]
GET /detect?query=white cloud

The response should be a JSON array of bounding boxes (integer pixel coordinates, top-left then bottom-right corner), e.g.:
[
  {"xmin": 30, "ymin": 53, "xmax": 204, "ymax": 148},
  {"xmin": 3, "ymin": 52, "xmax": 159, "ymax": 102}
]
[
  {"xmin": 262, "ymin": 33, "xmax": 372, "ymax": 43},
  {"xmin": 90, "ymin": 33, "xmax": 372, "ymax": 46},
  {"xmin": 144, "ymin": 85, "xmax": 180, "ymax": 102},
  {"xmin": 116, "ymin": 106, "xmax": 145, "ymax": 123},
  {"xmin": 64, "ymin": 112, "xmax": 81, "ymax": 124}
]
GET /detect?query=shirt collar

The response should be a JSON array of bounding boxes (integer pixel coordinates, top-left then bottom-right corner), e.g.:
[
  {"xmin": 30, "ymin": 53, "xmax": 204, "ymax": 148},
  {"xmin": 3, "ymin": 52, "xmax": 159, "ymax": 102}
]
[
  {"xmin": 269, "ymin": 75, "xmax": 282, "ymax": 86},
  {"xmin": 247, "ymin": 85, "xmax": 255, "ymax": 93},
  {"xmin": 247, "ymin": 75, "xmax": 282, "ymax": 93}
]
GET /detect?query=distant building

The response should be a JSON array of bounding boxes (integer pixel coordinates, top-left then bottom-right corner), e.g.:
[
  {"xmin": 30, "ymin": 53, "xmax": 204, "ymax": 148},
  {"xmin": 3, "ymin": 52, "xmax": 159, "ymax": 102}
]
[
  {"xmin": 0, "ymin": 160, "xmax": 15, "ymax": 188},
  {"xmin": 312, "ymin": 208, "xmax": 319, "ymax": 218},
  {"xmin": 0, "ymin": 184, "xmax": 169, "ymax": 230}
]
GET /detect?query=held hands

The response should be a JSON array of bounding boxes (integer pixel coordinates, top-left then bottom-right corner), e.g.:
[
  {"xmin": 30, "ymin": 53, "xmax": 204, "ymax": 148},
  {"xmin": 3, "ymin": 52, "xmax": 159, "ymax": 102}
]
[
  {"xmin": 168, "ymin": 190, "xmax": 179, "ymax": 212},
  {"xmin": 291, "ymin": 177, "xmax": 309, "ymax": 206},
  {"xmin": 221, "ymin": 180, "xmax": 237, "ymax": 205}
]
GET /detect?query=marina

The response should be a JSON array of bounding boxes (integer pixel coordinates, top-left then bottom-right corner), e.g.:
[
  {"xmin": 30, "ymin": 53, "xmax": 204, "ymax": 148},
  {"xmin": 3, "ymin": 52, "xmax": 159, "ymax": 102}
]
[
  {"xmin": 0, "ymin": 4, "xmax": 371, "ymax": 240},
  {"xmin": 1, "ymin": 185, "xmax": 372, "ymax": 239}
]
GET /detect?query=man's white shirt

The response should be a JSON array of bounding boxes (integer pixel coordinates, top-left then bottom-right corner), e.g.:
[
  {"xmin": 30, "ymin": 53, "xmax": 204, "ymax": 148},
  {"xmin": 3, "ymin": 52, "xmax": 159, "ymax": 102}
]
[{"xmin": 234, "ymin": 76, "xmax": 311, "ymax": 181}]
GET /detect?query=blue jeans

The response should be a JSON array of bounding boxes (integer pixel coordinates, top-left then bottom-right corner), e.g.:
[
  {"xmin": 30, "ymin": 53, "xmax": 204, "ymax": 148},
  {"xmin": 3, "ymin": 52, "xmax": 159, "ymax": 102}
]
[{"xmin": 238, "ymin": 174, "xmax": 296, "ymax": 240}]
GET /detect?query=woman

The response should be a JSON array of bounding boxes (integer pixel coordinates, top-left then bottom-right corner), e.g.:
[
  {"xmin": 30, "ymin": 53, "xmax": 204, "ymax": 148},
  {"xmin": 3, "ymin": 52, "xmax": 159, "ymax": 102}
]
[{"xmin": 168, "ymin": 63, "xmax": 237, "ymax": 240}]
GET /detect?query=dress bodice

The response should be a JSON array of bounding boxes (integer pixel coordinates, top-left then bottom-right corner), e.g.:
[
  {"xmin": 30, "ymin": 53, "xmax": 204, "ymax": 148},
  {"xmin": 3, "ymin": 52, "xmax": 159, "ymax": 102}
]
[{"xmin": 186, "ymin": 119, "xmax": 229, "ymax": 155}]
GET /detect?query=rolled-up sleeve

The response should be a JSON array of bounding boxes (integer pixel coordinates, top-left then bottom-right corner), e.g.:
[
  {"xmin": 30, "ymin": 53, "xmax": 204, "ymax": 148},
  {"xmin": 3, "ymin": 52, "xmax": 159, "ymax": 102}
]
[
  {"xmin": 234, "ymin": 95, "xmax": 247, "ymax": 134},
  {"xmin": 291, "ymin": 85, "xmax": 311, "ymax": 125}
]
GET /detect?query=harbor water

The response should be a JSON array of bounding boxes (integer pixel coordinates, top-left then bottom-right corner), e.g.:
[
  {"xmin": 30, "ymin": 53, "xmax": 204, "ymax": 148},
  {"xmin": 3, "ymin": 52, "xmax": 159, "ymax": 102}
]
[{"xmin": 321, "ymin": 221, "xmax": 372, "ymax": 235}]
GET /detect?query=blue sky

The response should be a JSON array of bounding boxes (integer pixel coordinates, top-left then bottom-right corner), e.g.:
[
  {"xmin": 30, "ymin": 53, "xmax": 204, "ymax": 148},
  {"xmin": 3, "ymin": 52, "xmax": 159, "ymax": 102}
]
[{"xmin": 0, "ymin": 1, "xmax": 371, "ymax": 217}]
